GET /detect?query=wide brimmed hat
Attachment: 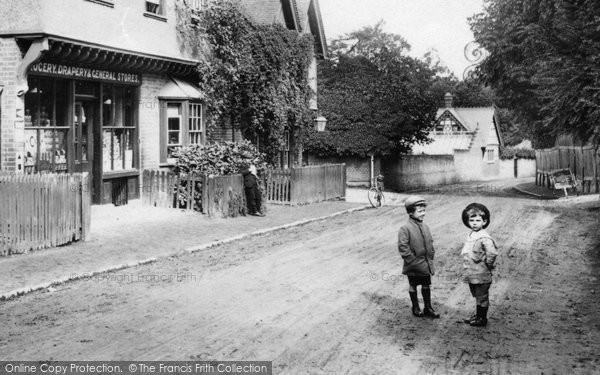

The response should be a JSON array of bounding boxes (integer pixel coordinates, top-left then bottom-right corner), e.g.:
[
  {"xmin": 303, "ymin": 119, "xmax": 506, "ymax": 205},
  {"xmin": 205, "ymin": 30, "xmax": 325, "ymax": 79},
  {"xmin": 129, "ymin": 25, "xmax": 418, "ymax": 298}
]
[
  {"xmin": 462, "ymin": 203, "xmax": 490, "ymax": 228},
  {"xmin": 405, "ymin": 195, "xmax": 427, "ymax": 212}
]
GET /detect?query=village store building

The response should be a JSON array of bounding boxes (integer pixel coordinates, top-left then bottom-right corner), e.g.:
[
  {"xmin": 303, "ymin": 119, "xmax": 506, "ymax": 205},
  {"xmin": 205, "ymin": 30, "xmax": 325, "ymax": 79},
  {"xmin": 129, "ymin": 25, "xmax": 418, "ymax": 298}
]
[{"xmin": 0, "ymin": 0, "xmax": 205, "ymax": 204}]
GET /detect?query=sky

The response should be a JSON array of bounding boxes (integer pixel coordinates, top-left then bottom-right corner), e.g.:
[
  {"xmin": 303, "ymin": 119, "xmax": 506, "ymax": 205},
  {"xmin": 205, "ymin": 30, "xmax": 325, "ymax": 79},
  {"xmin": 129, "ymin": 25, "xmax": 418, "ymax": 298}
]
[{"xmin": 318, "ymin": 0, "xmax": 486, "ymax": 79}]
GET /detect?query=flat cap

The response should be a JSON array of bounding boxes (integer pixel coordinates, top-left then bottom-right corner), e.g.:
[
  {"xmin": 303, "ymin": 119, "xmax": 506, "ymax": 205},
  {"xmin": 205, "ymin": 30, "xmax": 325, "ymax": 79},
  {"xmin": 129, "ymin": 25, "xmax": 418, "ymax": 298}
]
[
  {"xmin": 461, "ymin": 202, "xmax": 491, "ymax": 229},
  {"xmin": 405, "ymin": 195, "xmax": 427, "ymax": 212}
]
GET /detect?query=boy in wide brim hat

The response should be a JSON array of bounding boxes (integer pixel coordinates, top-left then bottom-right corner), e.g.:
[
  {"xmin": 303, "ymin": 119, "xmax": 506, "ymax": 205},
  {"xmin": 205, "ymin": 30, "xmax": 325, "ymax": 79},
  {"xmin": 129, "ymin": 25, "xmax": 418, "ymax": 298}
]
[
  {"xmin": 460, "ymin": 202, "xmax": 498, "ymax": 327},
  {"xmin": 397, "ymin": 195, "xmax": 440, "ymax": 318}
]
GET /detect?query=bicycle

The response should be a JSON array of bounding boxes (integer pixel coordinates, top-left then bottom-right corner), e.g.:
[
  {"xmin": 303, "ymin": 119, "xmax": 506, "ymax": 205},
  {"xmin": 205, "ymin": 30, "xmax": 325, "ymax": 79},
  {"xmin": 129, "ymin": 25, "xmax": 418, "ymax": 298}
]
[{"xmin": 367, "ymin": 174, "xmax": 385, "ymax": 208}]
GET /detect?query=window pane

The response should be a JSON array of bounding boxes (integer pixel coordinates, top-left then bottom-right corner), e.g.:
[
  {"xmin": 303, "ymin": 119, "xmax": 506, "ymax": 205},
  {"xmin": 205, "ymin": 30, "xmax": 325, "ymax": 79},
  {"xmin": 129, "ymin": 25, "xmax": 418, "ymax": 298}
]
[
  {"xmin": 103, "ymin": 130, "xmax": 113, "ymax": 170},
  {"xmin": 54, "ymin": 130, "xmax": 68, "ymax": 171},
  {"xmin": 114, "ymin": 86, "xmax": 124, "ymax": 127},
  {"xmin": 102, "ymin": 84, "xmax": 114, "ymax": 127},
  {"xmin": 188, "ymin": 103, "xmax": 203, "ymax": 144},
  {"xmin": 24, "ymin": 77, "xmax": 39, "ymax": 127},
  {"xmin": 75, "ymin": 81, "xmax": 96, "ymax": 97},
  {"xmin": 123, "ymin": 86, "xmax": 134, "ymax": 127},
  {"xmin": 112, "ymin": 129, "xmax": 124, "ymax": 170},
  {"xmin": 38, "ymin": 79, "xmax": 54, "ymax": 126},
  {"xmin": 167, "ymin": 103, "xmax": 181, "ymax": 117},
  {"xmin": 24, "ymin": 129, "xmax": 38, "ymax": 173},
  {"xmin": 55, "ymin": 80, "xmax": 68, "ymax": 127}
]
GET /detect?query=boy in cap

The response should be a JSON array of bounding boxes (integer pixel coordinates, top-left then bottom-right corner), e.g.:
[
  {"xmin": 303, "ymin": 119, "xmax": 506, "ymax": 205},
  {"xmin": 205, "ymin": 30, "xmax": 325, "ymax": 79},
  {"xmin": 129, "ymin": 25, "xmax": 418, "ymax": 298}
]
[
  {"xmin": 398, "ymin": 195, "xmax": 440, "ymax": 318},
  {"xmin": 461, "ymin": 203, "xmax": 498, "ymax": 327}
]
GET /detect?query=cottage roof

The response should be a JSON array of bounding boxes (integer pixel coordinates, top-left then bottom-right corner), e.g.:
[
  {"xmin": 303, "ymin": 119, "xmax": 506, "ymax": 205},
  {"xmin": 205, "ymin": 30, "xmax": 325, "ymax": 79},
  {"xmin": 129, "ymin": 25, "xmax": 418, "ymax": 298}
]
[
  {"xmin": 240, "ymin": 0, "xmax": 327, "ymax": 58},
  {"xmin": 411, "ymin": 133, "xmax": 474, "ymax": 155},
  {"xmin": 412, "ymin": 106, "xmax": 501, "ymax": 155}
]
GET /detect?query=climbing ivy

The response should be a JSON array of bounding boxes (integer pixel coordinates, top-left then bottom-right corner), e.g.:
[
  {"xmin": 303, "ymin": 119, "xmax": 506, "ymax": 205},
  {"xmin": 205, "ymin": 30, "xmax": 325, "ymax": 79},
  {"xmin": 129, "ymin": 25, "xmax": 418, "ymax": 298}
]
[{"xmin": 176, "ymin": 0, "xmax": 315, "ymax": 164}]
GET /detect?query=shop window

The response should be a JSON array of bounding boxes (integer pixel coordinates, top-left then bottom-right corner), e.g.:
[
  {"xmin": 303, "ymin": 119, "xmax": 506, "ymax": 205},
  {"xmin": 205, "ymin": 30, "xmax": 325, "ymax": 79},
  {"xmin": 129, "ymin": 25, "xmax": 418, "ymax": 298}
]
[
  {"xmin": 24, "ymin": 77, "xmax": 69, "ymax": 173},
  {"xmin": 102, "ymin": 85, "xmax": 136, "ymax": 171},
  {"xmin": 160, "ymin": 101, "xmax": 205, "ymax": 164}
]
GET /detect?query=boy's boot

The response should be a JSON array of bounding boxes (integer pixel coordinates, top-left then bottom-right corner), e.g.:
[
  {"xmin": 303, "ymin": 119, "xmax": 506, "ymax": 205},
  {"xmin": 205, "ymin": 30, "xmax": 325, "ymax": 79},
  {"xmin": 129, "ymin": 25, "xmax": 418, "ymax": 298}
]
[
  {"xmin": 409, "ymin": 291, "xmax": 423, "ymax": 317},
  {"xmin": 469, "ymin": 306, "xmax": 488, "ymax": 327},
  {"xmin": 463, "ymin": 306, "xmax": 477, "ymax": 324},
  {"xmin": 422, "ymin": 288, "xmax": 440, "ymax": 318},
  {"xmin": 463, "ymin": 312, "xmax": 477, "ymax": 324}
]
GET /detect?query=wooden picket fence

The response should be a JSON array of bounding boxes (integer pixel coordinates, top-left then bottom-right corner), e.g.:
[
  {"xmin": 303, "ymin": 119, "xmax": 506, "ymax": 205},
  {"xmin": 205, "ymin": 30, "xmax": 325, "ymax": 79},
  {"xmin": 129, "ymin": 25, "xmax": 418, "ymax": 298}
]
[
  {"xmin": 141, "ymin": 170, "xmax": 246, "ymax": 218},
  {"xmin": 0, "ymin": 172, "xmax": 91, "ymax": 256},
  {"xmin": 265, "ymin": 164, "xmax": 346, "ymax": 204},
  {"xmin": 536, "ymin": 146, "xmax": 600, "ymax": 193},
  {"xmin": 141, "ymin": 170, "xmax": 205, "ymax": 211}
]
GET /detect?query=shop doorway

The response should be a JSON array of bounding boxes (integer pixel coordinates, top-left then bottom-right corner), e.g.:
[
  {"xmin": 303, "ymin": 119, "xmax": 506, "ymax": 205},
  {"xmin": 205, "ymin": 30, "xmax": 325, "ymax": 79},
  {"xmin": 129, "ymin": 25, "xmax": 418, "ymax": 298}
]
[{"xmin": 73, "ymin": 101, "xmax": 93, "ymax": 174}]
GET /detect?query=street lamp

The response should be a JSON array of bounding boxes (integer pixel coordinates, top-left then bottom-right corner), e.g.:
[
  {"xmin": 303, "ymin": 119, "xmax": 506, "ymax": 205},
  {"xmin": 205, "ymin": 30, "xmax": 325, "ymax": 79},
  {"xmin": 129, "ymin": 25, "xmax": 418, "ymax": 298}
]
[{"xmin": 314, "ymin": 115, "xmax": 327, "ymax": 132}]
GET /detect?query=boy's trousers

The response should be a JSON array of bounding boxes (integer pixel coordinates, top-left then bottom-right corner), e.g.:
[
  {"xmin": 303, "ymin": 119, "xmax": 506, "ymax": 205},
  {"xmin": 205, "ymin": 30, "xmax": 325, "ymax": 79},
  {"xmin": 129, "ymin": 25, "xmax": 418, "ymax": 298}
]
[{"xmin": 468, "ymin": 282, "xmax": 491, "ymax": 307}]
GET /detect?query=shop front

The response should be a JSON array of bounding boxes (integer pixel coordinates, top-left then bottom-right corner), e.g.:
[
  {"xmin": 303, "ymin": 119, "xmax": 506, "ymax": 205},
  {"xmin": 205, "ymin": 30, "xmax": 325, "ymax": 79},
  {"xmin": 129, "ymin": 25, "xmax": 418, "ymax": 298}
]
[{"xmin": 24, "ymin": 61, "xmax": 141, "ymax": 204}]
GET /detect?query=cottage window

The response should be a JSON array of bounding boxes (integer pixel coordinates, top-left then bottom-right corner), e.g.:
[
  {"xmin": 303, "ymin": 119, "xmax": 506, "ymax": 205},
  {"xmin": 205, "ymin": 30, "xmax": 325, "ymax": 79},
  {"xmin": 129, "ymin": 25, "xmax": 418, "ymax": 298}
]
[
  {"xmin": 486, "ymin": 148, "xmax": 495, "ymax": 162},
  {"xmin": 160, "ymin": 101, "xmax": 205, "ymax": 164},
  {"xmin": 146, "ymin": 0, "xmax": 163, "ymax": 14},
  {"xmin": 144, "ymin": 0, "xmax": 167, "ymax": 20}
]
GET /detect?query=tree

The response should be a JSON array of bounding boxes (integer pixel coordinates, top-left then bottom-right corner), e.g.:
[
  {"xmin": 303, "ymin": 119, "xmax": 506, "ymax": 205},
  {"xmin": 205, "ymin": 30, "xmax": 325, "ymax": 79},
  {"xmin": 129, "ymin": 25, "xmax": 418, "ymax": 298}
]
[
  {"xmin": 304, "ymin": 23, "xmax": 438, "ymax": 157},
  {"xmin": 177, "ymin": 0, "xmax": 314, "ymax": 164},
  {"xmin": 470, "ymin": 0, "xmax": 600, "ymax": 147},
  {"xmin": 429, "ymin": 75, "xmax": 495, "ymax": 108}
]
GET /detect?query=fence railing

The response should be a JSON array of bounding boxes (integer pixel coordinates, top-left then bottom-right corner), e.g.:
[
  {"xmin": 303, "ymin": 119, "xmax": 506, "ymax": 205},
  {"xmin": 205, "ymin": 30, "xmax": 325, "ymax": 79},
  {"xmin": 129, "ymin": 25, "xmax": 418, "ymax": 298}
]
[
  {"xmin": 142, "ymin": 164, "xmax": 346, "ymax": 215},
  {"xmin": 0, "ymin": 172, "xmax": 91, "ymax": 256},
  {"xmin": 141, "ymin": 170, "xmax": 246, "ymax": 218},
  {"xmin": 535, "ymin": 146, "xmax": 600, "ymax": 193},
  {"xmin": 142, "ymin": 170, "xmax": 205, "ymax": 211},
  {"xmin": 265, "ymin": 164, "xmax": 346, "ymax": 204}
]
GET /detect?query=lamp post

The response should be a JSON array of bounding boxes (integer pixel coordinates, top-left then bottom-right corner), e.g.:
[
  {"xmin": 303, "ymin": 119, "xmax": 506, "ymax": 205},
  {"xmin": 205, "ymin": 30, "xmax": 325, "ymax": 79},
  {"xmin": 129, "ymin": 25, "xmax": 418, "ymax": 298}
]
[{"xmin": 314, "ymin": 115, "xmax": 327, "ymax": 132}]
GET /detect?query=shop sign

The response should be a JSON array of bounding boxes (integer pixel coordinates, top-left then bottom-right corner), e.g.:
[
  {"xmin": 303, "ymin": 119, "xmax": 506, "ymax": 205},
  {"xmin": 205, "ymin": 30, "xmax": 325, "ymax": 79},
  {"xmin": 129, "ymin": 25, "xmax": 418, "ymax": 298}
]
[{"xmin": 29, "ymin": 62, "xmax": 141, "ymax": 85}]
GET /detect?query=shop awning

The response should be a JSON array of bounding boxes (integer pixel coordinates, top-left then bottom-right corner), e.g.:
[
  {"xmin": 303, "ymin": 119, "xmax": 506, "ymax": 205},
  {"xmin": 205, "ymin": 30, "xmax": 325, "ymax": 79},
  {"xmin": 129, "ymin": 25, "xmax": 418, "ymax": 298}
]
[
  {"xmin": 17, "ymin": 36, "xmax": 199, "ymax": 77},
  {"xmin": 158, "ymin": 77, "xmax": 204, "ymax": 100}
]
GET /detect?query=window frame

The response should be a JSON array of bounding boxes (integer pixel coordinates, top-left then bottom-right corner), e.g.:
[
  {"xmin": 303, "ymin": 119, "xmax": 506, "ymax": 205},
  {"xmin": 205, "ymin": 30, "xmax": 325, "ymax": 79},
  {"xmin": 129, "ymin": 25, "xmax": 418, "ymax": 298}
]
[
  {"xmin": 23, "ymin": 77, "xmax": 70, "ymax": 173},
  {"xmin": 101, "ymin": 84, "xmax": 138, "ymax": 173},
  {"xmin": 486, "ymin": 147, "xmax": 496, "ymax": 163},
  {"xmin": 159, "ymin": 100, "xmax": 205, "ymax": 165},
  {"xmin": 144, "ymin": 0, "xmax": 167, "ymax": 21}
]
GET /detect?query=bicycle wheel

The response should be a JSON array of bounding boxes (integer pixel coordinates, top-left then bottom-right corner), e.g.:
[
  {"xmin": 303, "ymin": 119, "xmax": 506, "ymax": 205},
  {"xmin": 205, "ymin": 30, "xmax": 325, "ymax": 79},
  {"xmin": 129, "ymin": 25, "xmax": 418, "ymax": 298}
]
[{"xmin": 367, "ymin": 187, "xmax": 383, "ymax": 208}]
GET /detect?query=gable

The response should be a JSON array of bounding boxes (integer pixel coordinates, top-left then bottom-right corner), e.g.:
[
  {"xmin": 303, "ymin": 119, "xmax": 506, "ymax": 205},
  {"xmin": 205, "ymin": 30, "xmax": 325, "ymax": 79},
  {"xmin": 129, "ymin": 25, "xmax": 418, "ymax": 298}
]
[
  {"xmin": 435, "ymin": 110, "xmax": 468, "ymax": 132},
  {"xmin": 240, "ymin": 0, "xmax": 327, "ymax": 58}
]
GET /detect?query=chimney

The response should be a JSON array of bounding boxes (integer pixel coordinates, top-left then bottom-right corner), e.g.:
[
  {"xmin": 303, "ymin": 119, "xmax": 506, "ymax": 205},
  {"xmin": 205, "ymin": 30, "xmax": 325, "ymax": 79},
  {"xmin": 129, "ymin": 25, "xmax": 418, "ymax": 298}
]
[{"xmin": 444, "ymin": 92, "xmax": 453, "ymax": 108}]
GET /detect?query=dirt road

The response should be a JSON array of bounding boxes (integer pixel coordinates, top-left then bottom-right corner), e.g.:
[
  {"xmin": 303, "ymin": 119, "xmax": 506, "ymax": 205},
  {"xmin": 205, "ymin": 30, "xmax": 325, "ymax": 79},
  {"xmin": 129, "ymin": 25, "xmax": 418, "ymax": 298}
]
[{"xmin": 1, "ymin": 190, "xmax": 599, "ymax": 374}]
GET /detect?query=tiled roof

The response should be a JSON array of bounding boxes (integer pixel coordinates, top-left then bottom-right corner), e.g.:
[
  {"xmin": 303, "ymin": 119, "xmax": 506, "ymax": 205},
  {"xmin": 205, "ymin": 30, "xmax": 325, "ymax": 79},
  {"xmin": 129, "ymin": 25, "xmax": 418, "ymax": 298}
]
[
  {"xmin": 239, "ymin": 0, "xmax": 327, "ymax": 58},
  {"xmin": 411, "ymin": 132, "xmax": 474, "ymax": 155},
  {"xmin": 413, "ymin": 106, "xmax": 499, "ymax": 155},
  {"xmin": 241, "ymin": 0, "xmax": 284, "ymax": 25}
]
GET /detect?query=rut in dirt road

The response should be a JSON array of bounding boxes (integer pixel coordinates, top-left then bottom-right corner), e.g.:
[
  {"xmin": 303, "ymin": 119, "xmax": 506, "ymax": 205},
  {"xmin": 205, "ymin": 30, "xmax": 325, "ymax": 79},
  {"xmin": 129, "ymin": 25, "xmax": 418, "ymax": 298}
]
[{"xmin": 0, "ymin": 195, "xmax": 598, "ymax": 374}]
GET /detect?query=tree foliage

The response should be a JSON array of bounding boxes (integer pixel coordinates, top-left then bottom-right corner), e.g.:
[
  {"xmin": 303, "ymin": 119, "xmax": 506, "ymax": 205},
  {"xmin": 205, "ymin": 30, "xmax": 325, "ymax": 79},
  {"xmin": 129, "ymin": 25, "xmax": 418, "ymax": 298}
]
[
  {"xmin": 177, "ymin": 0, "xmax": 314, "ymax": 163},
  {"xmin": 429, "ymin": 76, "xmax": 496, "ymax": 108},
  {"xmin": 173, "ymin": 139, "xmax": 268, "ymax": 176},
  {"xmin": 304, "ymin": 23, "xmax": 439, "ymax": 157},
  {"xmin": 470, "ymin": 0, "xmax": 600, "ymax": 147}
]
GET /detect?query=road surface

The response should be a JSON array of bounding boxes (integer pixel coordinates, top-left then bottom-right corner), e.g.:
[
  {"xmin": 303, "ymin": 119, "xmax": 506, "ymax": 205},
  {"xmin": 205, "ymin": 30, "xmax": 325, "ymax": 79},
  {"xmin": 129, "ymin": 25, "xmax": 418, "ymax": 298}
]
[{"xmin": 1, "ymin": 188, "xmax": 598, "ymax": 374}]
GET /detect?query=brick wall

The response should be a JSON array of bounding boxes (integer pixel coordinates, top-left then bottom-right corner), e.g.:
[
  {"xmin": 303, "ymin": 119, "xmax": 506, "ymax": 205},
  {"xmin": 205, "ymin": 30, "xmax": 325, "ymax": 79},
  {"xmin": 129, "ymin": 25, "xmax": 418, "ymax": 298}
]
[
  {"xmin": 138, "ymin": 73, "xmax": 167, "ymax": 171},
  {"xmin": 0, "ymin": 38, "xmax": 23, "ymax": 171}
]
